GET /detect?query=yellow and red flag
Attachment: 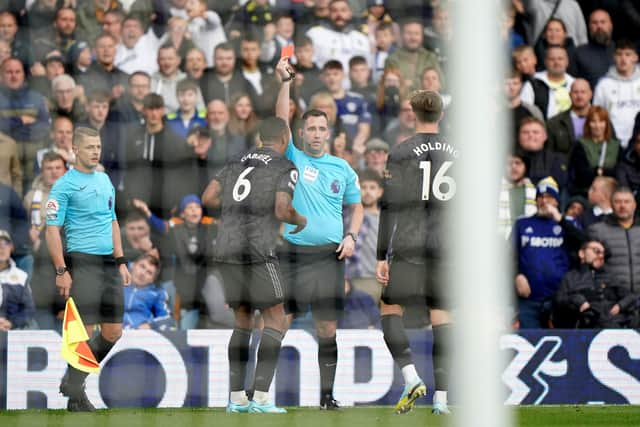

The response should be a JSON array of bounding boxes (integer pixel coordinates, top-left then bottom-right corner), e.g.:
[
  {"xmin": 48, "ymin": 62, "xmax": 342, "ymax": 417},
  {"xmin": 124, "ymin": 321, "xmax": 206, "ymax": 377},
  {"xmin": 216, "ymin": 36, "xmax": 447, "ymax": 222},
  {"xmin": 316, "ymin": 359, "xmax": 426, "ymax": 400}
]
[{"xmin": 61, "ymin": 298, "xmax": 100, "ymax": 373}]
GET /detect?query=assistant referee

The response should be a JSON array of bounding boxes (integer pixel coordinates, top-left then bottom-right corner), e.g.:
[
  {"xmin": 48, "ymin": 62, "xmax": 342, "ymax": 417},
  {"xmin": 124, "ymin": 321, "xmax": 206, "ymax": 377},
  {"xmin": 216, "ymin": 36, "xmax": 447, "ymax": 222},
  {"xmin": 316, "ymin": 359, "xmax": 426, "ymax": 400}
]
[{"xmin": 46, "ymin": 127, "xmax": 131, "ymax": 412}]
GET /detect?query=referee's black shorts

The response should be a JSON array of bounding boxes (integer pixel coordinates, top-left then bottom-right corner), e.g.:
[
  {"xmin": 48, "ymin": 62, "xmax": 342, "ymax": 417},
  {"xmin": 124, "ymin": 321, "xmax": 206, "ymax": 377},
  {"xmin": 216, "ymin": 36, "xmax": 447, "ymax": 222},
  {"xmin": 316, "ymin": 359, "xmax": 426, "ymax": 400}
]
[
  {"xmin": 217, "ymin": 260, "xmax": 286, "ymax": 311},
  {"xmin": 382, "ymin": 256, "xmax": 451, "ymax": 310},
  {"xmin": 65, "ymin": 252, "xmax": 124, "ymax": 325},
  {"xmin": 279, "ymin": 242, "xmax": 345, "ymax": 321}
]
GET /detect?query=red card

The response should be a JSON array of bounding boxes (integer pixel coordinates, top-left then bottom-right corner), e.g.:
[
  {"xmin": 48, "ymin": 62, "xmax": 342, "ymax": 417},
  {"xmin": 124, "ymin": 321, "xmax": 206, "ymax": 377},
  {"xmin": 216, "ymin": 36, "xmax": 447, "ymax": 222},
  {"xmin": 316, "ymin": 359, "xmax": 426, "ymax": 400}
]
[{"xmin": 280, "ymin": 44, "xmax": 294, "ymax": 59}]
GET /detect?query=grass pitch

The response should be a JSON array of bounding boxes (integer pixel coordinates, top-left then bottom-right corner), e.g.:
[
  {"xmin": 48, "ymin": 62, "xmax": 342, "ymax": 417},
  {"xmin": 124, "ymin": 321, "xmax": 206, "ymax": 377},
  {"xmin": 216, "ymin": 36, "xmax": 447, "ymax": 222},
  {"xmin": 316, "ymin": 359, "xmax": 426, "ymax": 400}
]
[{"xmin": 1, "ymin": 405, "xmax": 639, "ymax": 427}]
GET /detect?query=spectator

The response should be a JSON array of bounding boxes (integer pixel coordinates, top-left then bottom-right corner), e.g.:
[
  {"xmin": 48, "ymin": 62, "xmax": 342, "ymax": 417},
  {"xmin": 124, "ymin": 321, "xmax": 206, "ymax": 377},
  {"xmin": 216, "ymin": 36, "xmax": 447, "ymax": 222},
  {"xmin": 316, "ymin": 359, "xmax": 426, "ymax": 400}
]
[
  {"xmin": 520, "ymin": 46, "xmax": 575, "ymax": 120},
  {"xmin": 554, "ymin": 239, "xmax": 638, "ymax": 328},
  {"xmin": 164, "ymin": 194, "xmax": 215, "ymax": 329},
  {"xmin": 0, "ymin": 11, "xmax": 31, "ymax": 68},
  {"xmin": 521, "ymin": 0, "xmax": 587, "ymax": 46},
  {"xmin": 184, "ymin": 47, "xmax": 206, "ymax": 80},
  {"xmin": 151, "ymin": 44, "xmax": 188, "ymax": 113},
  {"xmin": 582, "ymin": 176, "xmax": 616, "ymax": 228},
  {"xmin": 114, "ymin": 14, "xmax": 163, "ymax": 76},
  {"xmin": 123, "ymin": 254, "xmax": 175, "ymax": 331},
  {"xmin": 505, "ymin": 69, "xmax": 543, "ymax": 144},
  {"xmin": 66, "ymin": 40, "xmax": 93, "ymax": 79},
  {"xmin": 383, "ymin": 97, "xmax": 415, "ymax": 147},
  {"xmin": 569, "ymin": 9, "xmax": 615, "ymax": 90},
  {"xmin": 205, "ymin": 99, "xmax": 248, "ymax": 173},
  {"xmin": 512, "ymin": 177, "xmax": 585, "ymax": 328},
  {"xmin": 593, "ymin": 39, "xmax": 640, "ymax": 148},
  {"xmin": 32, "ymin": 7, "xmax": 77, "ymax": 63},
  {"xmin": 385, "ymin": 18, "xmax": 441, "ymax": 92},
  {"xmin": 35, "ymin": 116, "xmax": 75, "ymax": 173},
  {"xmin": 617, "ymin": 130, "xmax": 640, "ymax": 203},
  {"xmin": 349, "ymin": 56, "xmax": 377, "ymax": 126},
  {"xmin": 259, "ymin": 14, "xmax": 295, "ymax": 70},
  {"xmin": 75, "ymin": 0, "xmax": 123, "ymax": 45},
  {"xmin": 546, "ymin": 78, "xmax": 593, "ymax": 156},
  {"xmin": 499, "ymin": 152, "xmax": 536, "ymax": 239},
  {"xmin": 50, "ymin": 74, "xmax": 87, "ymax": 124},
  {"xmin": 0, "ymin": 181, "xmax": 30, "ymax": 275},
  {"xmin": 29, "ymin": 53, "xmax": 67, "ymax": 102},
  {"xmin": 359, "ymin": 0, "xmax": 400, "ymax": 55},
  {"xmin": 321, "ymin": 60, "xmax": 371, "ymax": 157},
  {"xmin": 100, "ymin": 9, "xmax": 124, "ymax": 46},
  {"xmin": 371, "ymin": 22, "xmax": 397, "ymax": 84},
  {"xmin": 122, "ymin": 210, "xmax": 161, "ymax": 260},
  {"xmin": 569, "ymin": 106, "xmax": 621, "ymax": 197},
  {"xmin": 199, "ymin": 42, "xmax": 256, "ymax": 105},
  {"xmin": 423, "ymin": 4, "xmax": 451, "ymax": 68},
  {"xmin": 108, "ymin": 71, "xmax": 151, "ymax": 128},
  {"xmin": 166, "ymin": 78, "xmax": 207, "ymax": 138},
  {"xmin": 158, "ymin": 17, "xmax": 197, "ymax": 65},
  {"xmin": 516, "ymin": 117, "xmax": 568, "ymax": 190},
  {"xmin": 0, "ymin": 130, "xmax": 21, "ymax": 195},
  {"xmin": 185, "ymin": 0, "xmax": 226, "ymax": 67},
  {"xmin": 23, "ymin": 152, "xmax": 66, "ymax": 331},
  {"xmin": 363, "ymin": 138, "xmax": 388, "ymax": 176},
  {"xmin": 588, "ymin": 187, "xmax": 640, "ymax": 298},
  {"xmin": 306, "ymin": 0, "xmax": 370, "ymax": 72},
  {"xmin": 346, "ymin": 169, "xmax": 384, "ymax": 302},
  {"xmin": 512, "ymin": 45, "xmax": 538, "ymax": 84},
  {"xmin": 78, "ymin": 33, "xmax": 129, "ymax": 101},
  {"xmin": 227, "ymin": 92, "xmax": 259, "ymax": 147},
  {"xmin": 238, "ymin": 34, "xmax": 280, "ymax": 118},
  {"xmin": 533, "ymin": 18, "xmax": 576, "ymax": 72},
  {"xmin": 293, "ymin": 36, "xmax": 324, "ymax": 105},
  {"xmin": 338, "ymin": 280, "xmax": 381, "ymax": 329},
  {"xmin": 0, "ymin": 57, "xmax": 51, "ymax": 193},
  {"xmin": 0, "ymin": 230, "xmax": 35, "ymax": 330},
  {"xmin": 375, "ymin": 66, "xmax": 405, "ymax": 133}
]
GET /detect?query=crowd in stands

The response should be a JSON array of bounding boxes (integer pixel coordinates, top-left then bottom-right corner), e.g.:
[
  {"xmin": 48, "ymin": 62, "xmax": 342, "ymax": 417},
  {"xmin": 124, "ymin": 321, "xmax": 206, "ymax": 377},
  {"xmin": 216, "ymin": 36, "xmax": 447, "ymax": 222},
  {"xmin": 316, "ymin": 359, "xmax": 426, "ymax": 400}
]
[{"xmin": 1, "ymin": 0, "xmax": 640, "ymax": 332}]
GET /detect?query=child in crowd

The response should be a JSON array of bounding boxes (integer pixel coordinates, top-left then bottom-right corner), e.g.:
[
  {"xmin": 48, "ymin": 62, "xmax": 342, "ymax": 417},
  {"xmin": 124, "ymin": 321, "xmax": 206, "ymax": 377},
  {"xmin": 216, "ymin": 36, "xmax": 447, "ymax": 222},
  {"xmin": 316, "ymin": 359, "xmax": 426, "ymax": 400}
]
[{"xmin": 166, "ymin": 79, "xmax": 207, "ymax": 138}]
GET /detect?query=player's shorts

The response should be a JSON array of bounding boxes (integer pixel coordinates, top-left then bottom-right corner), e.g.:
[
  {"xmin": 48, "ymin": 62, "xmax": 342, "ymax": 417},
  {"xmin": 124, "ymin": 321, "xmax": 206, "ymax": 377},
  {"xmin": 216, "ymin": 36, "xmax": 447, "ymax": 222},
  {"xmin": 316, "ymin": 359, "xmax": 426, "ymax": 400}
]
[
  {"xmin": 381, "ymin": 256, "xmax": 451, "ymax": 310},
  {"xmin": 65, "ymin": 252, "xmax": 124, "ymax": 325},
  {"xmin": 217, "ymin": 260, "xmax": 285, "ymax": 310},
  {"xmin": 279, "ymin": 242, "xmax": 345, "ymax": 321}
]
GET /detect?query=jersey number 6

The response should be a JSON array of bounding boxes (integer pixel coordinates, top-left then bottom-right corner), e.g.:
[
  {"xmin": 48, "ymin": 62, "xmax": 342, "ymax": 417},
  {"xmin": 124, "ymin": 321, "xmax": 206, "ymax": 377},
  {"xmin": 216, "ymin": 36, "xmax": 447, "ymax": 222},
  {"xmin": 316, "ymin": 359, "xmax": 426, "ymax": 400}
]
[
  {"xmin": 233, "ymin": 167, "xmax": 255, "ymax": 202},
  {"xmin": 419, "ymin": 161, "xmax": 456, "ymax": 201}
]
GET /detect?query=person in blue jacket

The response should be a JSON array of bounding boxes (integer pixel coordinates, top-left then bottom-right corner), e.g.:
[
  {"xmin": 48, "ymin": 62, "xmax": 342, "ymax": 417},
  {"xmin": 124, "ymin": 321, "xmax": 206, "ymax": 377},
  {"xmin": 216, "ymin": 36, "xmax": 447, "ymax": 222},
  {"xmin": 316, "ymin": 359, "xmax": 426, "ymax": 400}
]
[
  {"xmin": 512, "ymin": 176, "xmax": 586, "ymax": 328},
  {"xmin": 123, "ymin": 254, "xmax": 174, "ymax": 331}
]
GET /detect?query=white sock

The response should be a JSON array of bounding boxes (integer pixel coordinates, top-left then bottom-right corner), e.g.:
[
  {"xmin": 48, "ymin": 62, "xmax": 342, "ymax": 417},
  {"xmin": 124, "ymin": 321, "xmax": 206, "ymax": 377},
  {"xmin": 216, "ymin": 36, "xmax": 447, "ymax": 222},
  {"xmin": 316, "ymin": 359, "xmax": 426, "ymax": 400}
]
[
  {"xmin": 230, "ymin": 391, "xmax": 249, "ymax": 405},
  {"xmin": 253, "ymin": 390, "xmax": 270, "ymax": 404},
  {"xmin": 434, "ymin": 390, "xmax": 448, "ymax": 405},
  {"xmin": 401, "ymin": 364, "xmax": 420, "ymax": 385}
]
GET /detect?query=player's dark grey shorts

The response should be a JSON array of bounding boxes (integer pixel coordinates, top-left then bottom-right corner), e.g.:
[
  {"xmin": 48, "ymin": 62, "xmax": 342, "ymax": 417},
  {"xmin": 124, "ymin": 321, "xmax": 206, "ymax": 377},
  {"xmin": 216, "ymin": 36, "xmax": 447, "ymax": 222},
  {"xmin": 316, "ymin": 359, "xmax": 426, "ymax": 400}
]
[
  {"xmin": 217, "ymin": 260, "xmax": 286, "ymax": 310},
  {"xmin": 382, "ymin": 256, "xmax": 451, "ymax": 310},
  {"xmin": 65, "ymin": 252, "xmax": 124, "ymax": 325},
  {"xmin": 279, "ymin": 242, "xmax": 345, "ymax": 321}
]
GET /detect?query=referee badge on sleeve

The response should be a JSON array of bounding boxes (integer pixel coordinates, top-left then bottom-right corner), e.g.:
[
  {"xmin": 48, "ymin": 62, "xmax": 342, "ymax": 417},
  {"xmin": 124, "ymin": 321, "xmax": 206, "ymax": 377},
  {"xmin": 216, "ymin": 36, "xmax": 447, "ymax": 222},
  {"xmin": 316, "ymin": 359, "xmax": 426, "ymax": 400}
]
[{"xmin": 46, "ymin": 199, "xmax": 59, "ymax": 221}]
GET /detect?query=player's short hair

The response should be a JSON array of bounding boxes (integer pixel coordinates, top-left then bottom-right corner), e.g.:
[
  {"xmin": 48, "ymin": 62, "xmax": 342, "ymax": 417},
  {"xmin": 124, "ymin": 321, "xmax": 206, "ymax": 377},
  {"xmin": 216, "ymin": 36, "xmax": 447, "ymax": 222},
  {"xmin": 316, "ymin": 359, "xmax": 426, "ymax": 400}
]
[
  {"xmin": 73, "ymin": 126, "xmax": 100, "ymax": 146},
  {"xmin": 410, "ymin": 90, "xmax": 442, "ymax": 123},
  {"xmin": 358, "ymin": 168, "xmax": 383, "ymax": 187},
  {"xmin": 176, "ymin": 78, "xmax": 199, "ymax": 95},
  {"xmin": 41, "ymin": 151, "xmax": 66, "ymax": 166},
  {"xmin": 258, "ymin": 117, "xmax": 289, "ymax": 145},
  {"xmin": 302, "ymin": 108, "xmax": 329, "ymax": 123},
  {"xmin": 349, "ymin": 56, "xmax": 368, "ymax": 68},
  {"xmin": 87, "ymin": 90, "xmax": 110, "ymax": 104},
  {"xmin": 323, "ymin": 60, "xmax": 343, "ymax": 72}
]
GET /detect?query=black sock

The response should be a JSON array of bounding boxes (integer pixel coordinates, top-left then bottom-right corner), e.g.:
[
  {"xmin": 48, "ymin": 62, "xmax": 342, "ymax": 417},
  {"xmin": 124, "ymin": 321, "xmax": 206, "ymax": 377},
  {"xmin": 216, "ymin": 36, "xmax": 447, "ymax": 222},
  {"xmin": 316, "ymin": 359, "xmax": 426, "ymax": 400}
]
[
  {"xmin": 381, "ymin": 315, "xmax": 413, "ymax": 368},
  {"xmin": 65, "ymin": 365, "xmax": 89, "ymax": 388},
  {"xmin": 318, "ymin": 335, "xmax": 338, "ymax": 397},
  {"xmin": 253, "ymin": 327, "xmax": 283, "ymax": 393},
  {"xmin": 228, "ymin": 328, "xmax": 252, "ymax": 391},
  {"xmin": 89, "ymin": 333, "xmax": 116, "ymax": 363},
  {"xmin": 432, "ymin": 323, "xmax": 452, "ymax": 391}
]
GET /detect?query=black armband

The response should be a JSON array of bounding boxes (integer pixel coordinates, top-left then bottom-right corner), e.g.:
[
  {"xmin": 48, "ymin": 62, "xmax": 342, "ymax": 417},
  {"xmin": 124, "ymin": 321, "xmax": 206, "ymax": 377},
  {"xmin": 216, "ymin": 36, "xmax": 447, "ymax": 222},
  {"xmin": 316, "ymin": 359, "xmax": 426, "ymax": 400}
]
[{"xmin": 115, "ymin": 257, "xmax": 127, "ymax": 266}]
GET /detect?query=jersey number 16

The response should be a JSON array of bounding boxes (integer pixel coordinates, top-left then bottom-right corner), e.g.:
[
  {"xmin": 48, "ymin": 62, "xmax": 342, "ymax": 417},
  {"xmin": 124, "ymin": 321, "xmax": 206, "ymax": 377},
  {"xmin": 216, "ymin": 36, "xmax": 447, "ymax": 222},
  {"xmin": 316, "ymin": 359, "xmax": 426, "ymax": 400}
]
[{"xmin": 419, "ymin": 161, "xmax": 456, "ymax": 201}]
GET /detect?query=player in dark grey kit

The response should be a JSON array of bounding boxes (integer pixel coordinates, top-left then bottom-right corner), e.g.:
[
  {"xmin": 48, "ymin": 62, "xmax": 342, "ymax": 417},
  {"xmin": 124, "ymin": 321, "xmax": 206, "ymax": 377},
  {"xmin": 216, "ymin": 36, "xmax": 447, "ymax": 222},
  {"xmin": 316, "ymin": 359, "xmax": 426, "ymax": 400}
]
[
  {"xmin": 202, "ymin": 117, "xmax": 306, "ymax": 414},
  {"xmin": 376, "ymin": 91, "xmax": 457, "ymax": 415}
]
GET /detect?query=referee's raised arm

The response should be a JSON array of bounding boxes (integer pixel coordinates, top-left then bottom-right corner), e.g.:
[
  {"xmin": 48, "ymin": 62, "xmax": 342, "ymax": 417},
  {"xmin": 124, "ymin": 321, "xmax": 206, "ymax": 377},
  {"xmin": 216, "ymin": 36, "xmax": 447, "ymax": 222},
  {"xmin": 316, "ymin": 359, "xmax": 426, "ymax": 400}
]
[{"xmin": 275, "ymin": 57, "xmax": 295, "ymax": 126}]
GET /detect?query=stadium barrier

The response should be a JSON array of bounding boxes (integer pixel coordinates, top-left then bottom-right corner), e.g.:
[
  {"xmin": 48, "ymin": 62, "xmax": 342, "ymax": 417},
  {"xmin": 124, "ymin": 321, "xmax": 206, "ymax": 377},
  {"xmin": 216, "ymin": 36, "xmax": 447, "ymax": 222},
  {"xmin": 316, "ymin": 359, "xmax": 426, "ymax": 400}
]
[{"xmin": 0, "ymin": 329, "xmax": 638, "ymax": 409}]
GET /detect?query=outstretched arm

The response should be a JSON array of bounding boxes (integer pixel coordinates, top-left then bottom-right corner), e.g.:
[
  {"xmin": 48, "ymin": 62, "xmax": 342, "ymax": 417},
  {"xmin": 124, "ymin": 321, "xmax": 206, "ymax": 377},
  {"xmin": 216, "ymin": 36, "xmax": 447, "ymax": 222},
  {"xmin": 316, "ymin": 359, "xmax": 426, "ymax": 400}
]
[{"xmin": 275, "ymin": 57, "xmax": 295, "ymax": 124}]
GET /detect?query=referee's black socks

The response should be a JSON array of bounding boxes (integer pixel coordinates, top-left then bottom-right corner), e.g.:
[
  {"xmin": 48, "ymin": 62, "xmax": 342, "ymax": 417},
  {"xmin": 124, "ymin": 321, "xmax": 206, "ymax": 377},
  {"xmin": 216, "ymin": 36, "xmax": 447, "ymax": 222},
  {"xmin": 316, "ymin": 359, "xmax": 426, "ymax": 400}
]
[
  {"xmin": 254, "ymin": 327, "xmax": 284, "ymax": 393},
  {"xmin": 228, "ymin": 328, "xmax": 252, "ymax": 391},
  {"xmin": 65, "ymin": 333, "xmax": 118, "ymax": 390},
  {"xmin": 432, "ymin": 323, "xmax": 452, "ymax": 391},
  {"xmin": 318, "ymin": 335, "xmax": 338, "ymax": 397},
  {"xmin": 381, "ymin": 315, "xmax": 413, "ymax": 368}
]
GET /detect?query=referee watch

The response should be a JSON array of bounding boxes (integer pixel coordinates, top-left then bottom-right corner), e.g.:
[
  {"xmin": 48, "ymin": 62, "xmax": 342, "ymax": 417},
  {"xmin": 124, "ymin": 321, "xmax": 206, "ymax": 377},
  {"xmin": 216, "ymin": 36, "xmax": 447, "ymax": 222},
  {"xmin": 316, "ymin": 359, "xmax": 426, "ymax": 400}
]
[
  {"xmin": 55, "ymin": 266, "xmax": 68, "ymax": 276},
  {"xmin": 345, "ymin": 232, "xmax": 357, "ymax": 242}
]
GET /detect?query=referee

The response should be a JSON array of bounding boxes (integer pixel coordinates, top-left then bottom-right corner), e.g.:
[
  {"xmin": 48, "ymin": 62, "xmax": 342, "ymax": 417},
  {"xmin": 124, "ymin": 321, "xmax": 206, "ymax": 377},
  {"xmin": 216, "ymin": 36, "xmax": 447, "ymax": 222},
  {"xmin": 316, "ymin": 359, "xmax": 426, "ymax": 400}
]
[
  {"xmin": 46, "ymin": 127, "xmax": 131, "ymax": 412},
  {"xmin": 275, "ymin": 57, "xmax": 364, "ymax": 409}
]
